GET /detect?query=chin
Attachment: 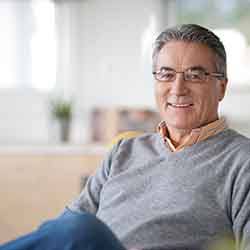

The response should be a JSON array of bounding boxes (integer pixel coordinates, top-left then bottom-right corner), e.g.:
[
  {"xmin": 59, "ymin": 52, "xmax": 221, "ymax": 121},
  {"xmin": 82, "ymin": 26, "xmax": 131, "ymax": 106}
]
[{"xmin": 161, "ymin": 111, "xmax": 196, "ymax": 129}]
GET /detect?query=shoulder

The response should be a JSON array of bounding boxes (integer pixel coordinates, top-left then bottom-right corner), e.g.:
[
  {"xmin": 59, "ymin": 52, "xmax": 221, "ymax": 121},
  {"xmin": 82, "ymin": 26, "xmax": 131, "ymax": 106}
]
[
  {"xmin": 219, "ymin": 129, "xmax": 250, "ymax": 188},
  {"xmin": 116, "ymin": 132, "xmax": 161, "ymax": 153},
  {"xmin": 223, "ymin": 131, "xmax": 250, "ymax": 222},
  {"xmin": 223, "ymin": 129, "xmax": 250, "ymax": 157},
  {"xmin": 107, "ymin": 131, "xmax": 161, "ymax": 161},
  {"xmin": 107, "ymin": 132, "xmax": 163, "ymax": 176}
]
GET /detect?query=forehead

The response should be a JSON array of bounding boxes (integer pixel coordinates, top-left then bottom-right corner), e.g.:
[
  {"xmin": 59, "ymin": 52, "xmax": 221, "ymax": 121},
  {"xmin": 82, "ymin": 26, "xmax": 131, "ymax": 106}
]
[{"xmin": 156, "ymin": 41, "xmax": 217, "ymax": 71}]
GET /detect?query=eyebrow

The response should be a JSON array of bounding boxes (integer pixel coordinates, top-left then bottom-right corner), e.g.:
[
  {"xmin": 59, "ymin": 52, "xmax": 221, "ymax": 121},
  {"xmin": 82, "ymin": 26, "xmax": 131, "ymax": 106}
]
[
  {"xmin": 159, "ymin": 66, "xmax": 174, "ymax": 71},
  {"xmin": 158, "ymin": 65, "xmax": 208, "ymax": 72},
  {"xmin": 186, "ymin": 65, "xmax": 207, "ymax": 71}
]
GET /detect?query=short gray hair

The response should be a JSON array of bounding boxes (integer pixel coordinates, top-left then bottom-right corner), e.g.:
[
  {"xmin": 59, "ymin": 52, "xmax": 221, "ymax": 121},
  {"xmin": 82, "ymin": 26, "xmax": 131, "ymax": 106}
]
[{"xmin": 152, "ymin": 24, "xmax": 227, "ymax": 79}]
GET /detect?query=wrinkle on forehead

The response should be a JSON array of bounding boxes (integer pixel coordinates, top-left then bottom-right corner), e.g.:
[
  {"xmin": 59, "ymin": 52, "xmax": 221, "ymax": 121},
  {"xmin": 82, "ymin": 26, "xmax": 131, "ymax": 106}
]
[{"xmin": 156, "ymin": 41, "xmax": 217, "ymax": 72}]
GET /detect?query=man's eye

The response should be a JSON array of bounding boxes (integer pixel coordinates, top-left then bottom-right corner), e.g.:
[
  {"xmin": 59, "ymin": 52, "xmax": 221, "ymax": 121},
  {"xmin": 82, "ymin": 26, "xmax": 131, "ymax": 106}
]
[
  {"xmin": 188, "ymin": 71, "xmax": 204, "ymax": 80},
  {"xmin": 162, "ymin": 72, "xmax": 175, "ymax": 80},
  {"xmin": 190, "ymin": 73, "xmax": 201, "ymax": 79}
]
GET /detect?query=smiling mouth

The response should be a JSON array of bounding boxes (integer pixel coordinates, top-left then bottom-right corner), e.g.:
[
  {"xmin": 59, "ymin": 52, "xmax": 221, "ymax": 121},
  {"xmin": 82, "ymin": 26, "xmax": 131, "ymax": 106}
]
[{"xmin": 168, "ymin": 103, "xmax": 193, "ymax": 108}]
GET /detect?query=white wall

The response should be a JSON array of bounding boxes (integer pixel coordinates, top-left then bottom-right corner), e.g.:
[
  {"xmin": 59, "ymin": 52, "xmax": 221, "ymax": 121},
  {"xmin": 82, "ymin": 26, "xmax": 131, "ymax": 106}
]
[
  {"xmin": 0, "ymin": 0, "xmax": 171, "ymax": 144},
  {"xmin": 220, "ymin": 85, "xmax": 250, "ymax": 136},
  {"xmin": 54, "ymin": 0, "xmax": 172, "ymax": 143},
  {"xmin": 55, "ymin": 0, "xmax": 170, "ymax": 108},
  {"xmin": 0, "ymin": 89, "xmax": 50, "ymax": 144}
]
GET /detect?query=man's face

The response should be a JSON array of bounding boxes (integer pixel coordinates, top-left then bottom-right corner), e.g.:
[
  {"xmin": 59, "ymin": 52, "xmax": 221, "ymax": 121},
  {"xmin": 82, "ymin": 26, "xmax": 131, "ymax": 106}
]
[{"xmin": 154, "ymin": 41, "xmax": 227, "ymax": 132}]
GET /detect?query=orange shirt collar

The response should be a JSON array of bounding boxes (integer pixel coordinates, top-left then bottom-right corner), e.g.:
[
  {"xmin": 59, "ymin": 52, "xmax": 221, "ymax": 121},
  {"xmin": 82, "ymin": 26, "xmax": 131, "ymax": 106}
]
[{"xmin": 157, "ymin": 118, "xmax": 227, "ymax": 152}]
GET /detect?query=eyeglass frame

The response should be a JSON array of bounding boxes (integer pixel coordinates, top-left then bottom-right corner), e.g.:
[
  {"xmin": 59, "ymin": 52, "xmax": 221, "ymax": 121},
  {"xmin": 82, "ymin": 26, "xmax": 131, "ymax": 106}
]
[{"xmin": 152, "ymin": 66, "xmax": 225, "ymax": 83}]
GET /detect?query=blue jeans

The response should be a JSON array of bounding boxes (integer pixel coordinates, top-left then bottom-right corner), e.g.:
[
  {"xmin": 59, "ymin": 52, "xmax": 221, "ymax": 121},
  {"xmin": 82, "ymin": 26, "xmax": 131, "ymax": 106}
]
[{"xmin": 0, "ymin": 209, "xmax": 126, "ymax": 250}]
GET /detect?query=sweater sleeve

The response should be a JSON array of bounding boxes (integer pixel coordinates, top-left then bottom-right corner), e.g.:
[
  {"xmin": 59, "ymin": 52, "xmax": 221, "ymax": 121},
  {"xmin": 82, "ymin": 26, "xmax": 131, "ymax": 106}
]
[
  {"xmin": 67, "ymin": 141, "xmax": 121, "ymax": 215},
  {"xmin": 231, "ymin": 158, "xmax": 250, "ymax": 250}
]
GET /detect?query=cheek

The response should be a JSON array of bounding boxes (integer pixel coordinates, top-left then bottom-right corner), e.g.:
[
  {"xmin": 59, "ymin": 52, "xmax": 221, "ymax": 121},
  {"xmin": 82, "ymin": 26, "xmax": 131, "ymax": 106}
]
[
  {"xmin": 154, "ymin": 86, "xmax": 163, "ymax": 107},
  {"xmin": 195, "ymin": 89, "xmax": 219, "ymax": 115},
  {"xmin": 155, "ymin": 84, "xmax": 168, "ymax": 104}
]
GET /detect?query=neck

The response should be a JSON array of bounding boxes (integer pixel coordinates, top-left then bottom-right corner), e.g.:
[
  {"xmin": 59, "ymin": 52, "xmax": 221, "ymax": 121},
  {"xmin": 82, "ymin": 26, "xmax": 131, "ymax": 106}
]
[
  {"xmin": 166, "ymin": 117, "xmax": 220, "ymax": 147},
  {"xmin": 167, "ymin": 127, "xmax": 192, "ymax": 147}
]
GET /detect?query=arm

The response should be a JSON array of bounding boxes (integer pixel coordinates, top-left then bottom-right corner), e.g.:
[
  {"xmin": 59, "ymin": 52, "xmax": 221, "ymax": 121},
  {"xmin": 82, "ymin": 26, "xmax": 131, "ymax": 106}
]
[
  {"xmin": 231, "ymin": 159, "xmax": 250, "ymax": 250},
  {"xmin": 67, "ymin": 141, "xmax": 122, "ymax": 214}
]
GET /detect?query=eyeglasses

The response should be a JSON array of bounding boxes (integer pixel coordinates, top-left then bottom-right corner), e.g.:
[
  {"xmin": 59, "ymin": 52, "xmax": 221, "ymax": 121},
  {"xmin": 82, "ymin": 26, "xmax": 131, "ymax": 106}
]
[{"xmin": 152, "ymin": 67, "xmax": 225, "ymax": 83}]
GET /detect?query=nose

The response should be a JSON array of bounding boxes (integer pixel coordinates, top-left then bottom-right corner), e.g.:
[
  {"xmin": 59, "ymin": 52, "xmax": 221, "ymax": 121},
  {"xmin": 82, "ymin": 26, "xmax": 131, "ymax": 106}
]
[{"xmin": 169, "ymin": 73, "xmax": 188, "ymax": 96}]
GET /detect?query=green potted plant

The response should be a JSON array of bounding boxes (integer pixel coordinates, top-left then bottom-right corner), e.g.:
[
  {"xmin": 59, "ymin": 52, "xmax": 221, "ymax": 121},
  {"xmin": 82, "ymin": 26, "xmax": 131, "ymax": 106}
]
[{"xmin": 50, "ymin": 98, "xmax": 73, "ymax": 142}]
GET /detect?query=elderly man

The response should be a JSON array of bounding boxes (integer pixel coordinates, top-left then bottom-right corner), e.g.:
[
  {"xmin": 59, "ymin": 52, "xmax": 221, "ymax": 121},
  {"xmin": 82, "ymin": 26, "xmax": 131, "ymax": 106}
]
[{"xmin": 1, "ymin": 24, "xmax": 250, "ymax": 250}]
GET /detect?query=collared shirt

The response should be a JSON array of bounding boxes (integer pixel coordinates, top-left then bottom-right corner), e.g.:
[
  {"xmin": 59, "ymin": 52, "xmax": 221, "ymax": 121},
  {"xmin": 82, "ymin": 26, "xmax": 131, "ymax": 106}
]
[{"xmin": 158, "ymin": 118, "xmax": 227, "ymax": 152}]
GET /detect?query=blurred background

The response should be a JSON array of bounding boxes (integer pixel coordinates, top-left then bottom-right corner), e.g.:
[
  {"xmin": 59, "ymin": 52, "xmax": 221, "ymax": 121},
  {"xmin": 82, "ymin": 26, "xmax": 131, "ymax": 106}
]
[{"xmin": 1, "ymin": 0, "xmax": 250, "ymax": 244}]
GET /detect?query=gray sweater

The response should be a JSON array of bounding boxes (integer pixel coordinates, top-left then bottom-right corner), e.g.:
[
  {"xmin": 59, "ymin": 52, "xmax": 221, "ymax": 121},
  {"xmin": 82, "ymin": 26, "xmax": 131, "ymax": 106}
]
[{"xmin": 69, "ymin": 129, "xmax": 250, "ymax": 250}]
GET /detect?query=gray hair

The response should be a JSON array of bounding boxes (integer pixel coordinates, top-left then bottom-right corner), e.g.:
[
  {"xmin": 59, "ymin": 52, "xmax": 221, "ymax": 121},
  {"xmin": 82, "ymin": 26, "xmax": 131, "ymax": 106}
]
[{"xmin": 152, "ymin": 24, "xmax": 227, "ymax": 79}]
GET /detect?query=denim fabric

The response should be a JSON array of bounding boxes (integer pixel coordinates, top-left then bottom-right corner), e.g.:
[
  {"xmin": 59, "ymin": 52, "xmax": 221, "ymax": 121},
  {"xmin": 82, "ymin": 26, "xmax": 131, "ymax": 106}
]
[{"xmin": 0, "ymin": 209, "xmax": 126, "ymax": 250}]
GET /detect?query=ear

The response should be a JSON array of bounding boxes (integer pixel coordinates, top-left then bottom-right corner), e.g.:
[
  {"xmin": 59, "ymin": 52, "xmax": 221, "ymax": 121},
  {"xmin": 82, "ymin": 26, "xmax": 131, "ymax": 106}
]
[{"xmin": 218, "ymin": 78, "xmax": 228, "ymax": 101}]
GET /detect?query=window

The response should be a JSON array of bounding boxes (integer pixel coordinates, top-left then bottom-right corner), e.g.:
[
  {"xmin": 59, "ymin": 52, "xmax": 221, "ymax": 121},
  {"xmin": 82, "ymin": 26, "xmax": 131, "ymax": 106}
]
[
  {"xmin": 176, "ymin": 0, "xmax": 250, "ymax": 86},
  {"xmin": 0, "ymin": 0, "xmax": 56, "ymax": 91},
  {"xmin": 31, "ymin": 0, "xmax": 56, "ymax": 91},
  {"xmin": 0, "ymin": 2, "xmax": 16, "ymax": 88}
]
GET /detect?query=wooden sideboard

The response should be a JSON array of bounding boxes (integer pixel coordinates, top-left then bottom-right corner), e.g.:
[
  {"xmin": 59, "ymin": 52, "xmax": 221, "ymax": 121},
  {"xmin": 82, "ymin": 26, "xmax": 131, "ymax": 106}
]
[{"xmin": 0, "ymin": 144, "xmax": 105, "ymax": 244}]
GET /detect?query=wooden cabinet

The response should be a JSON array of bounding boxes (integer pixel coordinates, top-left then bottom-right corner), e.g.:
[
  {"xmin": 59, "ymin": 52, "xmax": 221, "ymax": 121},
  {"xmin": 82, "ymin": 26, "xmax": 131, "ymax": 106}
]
[{"xmin": 0, "ymin": 146, "xmax": 104, "ymax": 244}]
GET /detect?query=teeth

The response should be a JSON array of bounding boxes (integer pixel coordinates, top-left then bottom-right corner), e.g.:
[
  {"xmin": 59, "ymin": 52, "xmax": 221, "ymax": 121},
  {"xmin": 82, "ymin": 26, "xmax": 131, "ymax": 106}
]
[{"xmin": 170, "ymin": 103, "xmax": 191, "ymax": 107}]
